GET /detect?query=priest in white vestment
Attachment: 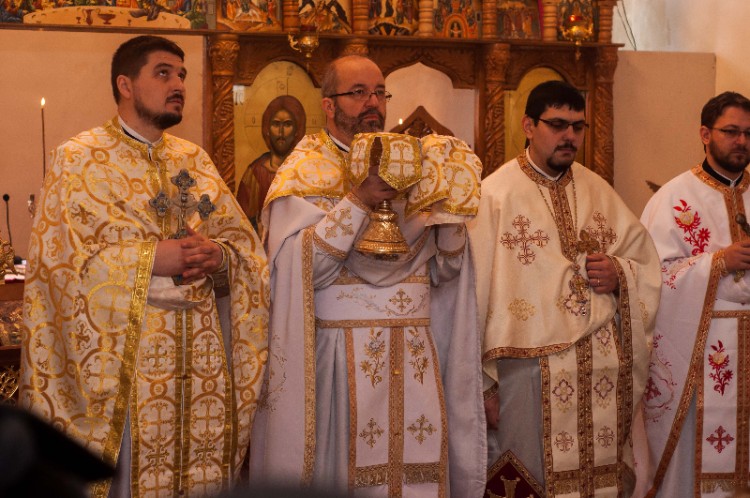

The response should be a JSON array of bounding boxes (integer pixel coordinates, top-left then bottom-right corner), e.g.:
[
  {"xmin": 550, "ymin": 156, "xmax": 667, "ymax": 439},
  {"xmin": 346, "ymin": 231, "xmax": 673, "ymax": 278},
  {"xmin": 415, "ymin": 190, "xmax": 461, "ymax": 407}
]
[
  {"xmin": 249, "ymin": 55, "xmax": 486, "ymax": 497},
  {"xmin": 19, "ymin": 36, "xmax": 269, "ymax": 498},
  {"xmin": 469, "ymin": 80, "xmax": 661, "ymax": 497},
  {"xmin": 634, "ymin": 92, "xmax": 750, "ymax": 497}
]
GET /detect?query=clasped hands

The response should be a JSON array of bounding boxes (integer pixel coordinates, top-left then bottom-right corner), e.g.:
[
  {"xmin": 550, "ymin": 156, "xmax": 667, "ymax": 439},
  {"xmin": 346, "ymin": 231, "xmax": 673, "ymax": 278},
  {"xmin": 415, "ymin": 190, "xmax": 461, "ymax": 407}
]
[{"xmin": 153, "ymin": 227, "xmax": 224, "ymax": 284}]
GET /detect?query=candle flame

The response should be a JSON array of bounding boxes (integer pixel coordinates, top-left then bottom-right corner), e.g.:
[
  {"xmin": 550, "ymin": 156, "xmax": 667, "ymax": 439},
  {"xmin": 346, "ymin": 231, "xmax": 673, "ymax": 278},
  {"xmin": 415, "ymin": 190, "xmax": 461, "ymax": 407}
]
[
  {"xmin": 398, "ymin": 118, "xmax": 403, "ymax": 125},
  {"xmin": 41, "ymin": 97, "xmax": 46, "ymax": 108}
]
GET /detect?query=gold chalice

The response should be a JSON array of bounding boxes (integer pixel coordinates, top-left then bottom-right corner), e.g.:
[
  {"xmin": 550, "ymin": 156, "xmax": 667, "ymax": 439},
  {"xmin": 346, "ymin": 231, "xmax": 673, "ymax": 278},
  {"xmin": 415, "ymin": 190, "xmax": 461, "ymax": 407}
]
[{"xmin": 350, "ymin": 133, "xmax": 422, "ymax": 260}]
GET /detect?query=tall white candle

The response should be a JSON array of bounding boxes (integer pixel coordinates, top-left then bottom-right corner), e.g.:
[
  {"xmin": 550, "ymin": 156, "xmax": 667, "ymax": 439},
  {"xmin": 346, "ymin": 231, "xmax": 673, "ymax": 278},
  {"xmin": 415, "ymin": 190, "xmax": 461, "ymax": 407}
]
[{"xmin": 41, "ymin": 97, "xmax": 47, "ymax": 181}]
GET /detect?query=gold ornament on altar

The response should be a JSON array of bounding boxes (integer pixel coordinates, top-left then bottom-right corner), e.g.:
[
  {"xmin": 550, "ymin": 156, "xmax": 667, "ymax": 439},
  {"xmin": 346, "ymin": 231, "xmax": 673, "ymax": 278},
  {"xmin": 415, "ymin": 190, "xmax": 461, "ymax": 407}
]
[
  {"xmin": 558, "ymin": 0, "xmax": 594, "ymax": 60},
  {"xmin": 288, "ymin": 24, "xmax": 319, "ymax": 69},
  {"xmin": 351, "ymin": 133, "xmax": 422, "ymax": 259},
  {"xmin": 0, "ymin": 231, "xmax": 15, "ymax": 284}
]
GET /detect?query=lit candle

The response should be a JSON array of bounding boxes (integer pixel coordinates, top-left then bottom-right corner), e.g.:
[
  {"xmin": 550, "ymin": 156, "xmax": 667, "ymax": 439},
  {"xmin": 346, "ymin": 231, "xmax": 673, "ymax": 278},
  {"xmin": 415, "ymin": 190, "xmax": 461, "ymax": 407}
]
[
  {"xmin": 398, "ymin": 118, "xmax": 403, "ymax": 125},
  {"xmin": 41, "ymin": 97, "xmax": 47, "ymax": 181}
]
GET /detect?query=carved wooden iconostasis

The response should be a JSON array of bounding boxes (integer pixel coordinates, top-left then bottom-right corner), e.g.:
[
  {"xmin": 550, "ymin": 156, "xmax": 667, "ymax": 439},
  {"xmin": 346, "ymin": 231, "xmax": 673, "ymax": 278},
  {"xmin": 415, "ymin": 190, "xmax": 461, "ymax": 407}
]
[{"xmin": 209, "ymin": 0, "xmax": 621, "ymax": 192}]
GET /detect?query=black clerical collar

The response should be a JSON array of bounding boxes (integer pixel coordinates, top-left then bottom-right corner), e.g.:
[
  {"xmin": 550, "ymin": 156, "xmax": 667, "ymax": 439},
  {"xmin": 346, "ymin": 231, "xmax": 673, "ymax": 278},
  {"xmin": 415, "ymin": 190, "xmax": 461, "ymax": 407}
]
[
  {"xmin": 702, "ymin": 158, "xmax": 744, "ymax": 187},
  {"xmin": 326, "ymin": 130, "xmax": 350, "ymax": 153},
  {"xmin": 118, "ymin": 116, "xmax": 162, "ymax": 146}
]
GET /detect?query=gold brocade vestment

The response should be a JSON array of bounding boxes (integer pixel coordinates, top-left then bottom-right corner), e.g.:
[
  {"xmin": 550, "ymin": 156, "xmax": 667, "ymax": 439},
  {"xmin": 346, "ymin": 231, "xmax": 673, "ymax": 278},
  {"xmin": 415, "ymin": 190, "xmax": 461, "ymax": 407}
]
[{"xmin": 19, "ymin": 120, "xmax": 269, "ymax": 498}]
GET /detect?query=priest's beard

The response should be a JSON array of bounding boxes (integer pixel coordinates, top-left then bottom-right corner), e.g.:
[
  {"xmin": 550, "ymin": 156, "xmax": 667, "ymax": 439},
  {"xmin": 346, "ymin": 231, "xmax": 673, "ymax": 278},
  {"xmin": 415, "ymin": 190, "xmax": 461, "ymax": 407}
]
[
  {"xmin": 546, "ymin": 143, "xmax": 578, "ymax": 174},
  {"xmin": 708, "ymin": 139, "xmax": 750, "ymax": 174},
  {"xmin": 334, "ymin": 105, "xmax": 384, "ymax": 136},
  {"xmin": 135, "ymin": 97, "xmax": 183, "ymax": 131}
]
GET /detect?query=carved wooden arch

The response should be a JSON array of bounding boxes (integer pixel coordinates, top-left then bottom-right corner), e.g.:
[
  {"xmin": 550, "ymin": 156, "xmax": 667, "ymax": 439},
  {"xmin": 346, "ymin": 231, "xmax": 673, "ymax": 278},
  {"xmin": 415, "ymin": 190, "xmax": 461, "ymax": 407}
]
[
  {"xmin": 389, "ymin": 106, "xmax": 455, "ymax": 138},
  {"xmin": 368, "ymin": 43, "xmax": 476, "ymax": 89},
  {"xmin": 234, "ymin": 37, "xmax": 334, "ymax": 87},
  {"xmin": 504, "ymin": 47, "xmax": 590, "ymax": 89},
  {"xmin": 208, "ymin": 33, "xmax": 618, "ymax": 190}
]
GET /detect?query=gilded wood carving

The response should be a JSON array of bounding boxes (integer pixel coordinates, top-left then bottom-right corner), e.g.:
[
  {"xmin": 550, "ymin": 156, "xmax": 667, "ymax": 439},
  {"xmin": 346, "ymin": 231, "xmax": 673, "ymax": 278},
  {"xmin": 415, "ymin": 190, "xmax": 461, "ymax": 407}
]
[{"xmin": 207, "ymin": 1, "xmax": 622, "ymax": 187}]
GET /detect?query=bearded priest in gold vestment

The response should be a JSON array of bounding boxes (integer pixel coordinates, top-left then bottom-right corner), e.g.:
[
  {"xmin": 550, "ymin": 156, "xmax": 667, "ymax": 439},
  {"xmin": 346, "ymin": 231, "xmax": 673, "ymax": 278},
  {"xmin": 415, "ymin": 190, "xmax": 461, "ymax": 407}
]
[{"xmin": 19, "ymin": 36, "xmax": 269, "ymax": 498}]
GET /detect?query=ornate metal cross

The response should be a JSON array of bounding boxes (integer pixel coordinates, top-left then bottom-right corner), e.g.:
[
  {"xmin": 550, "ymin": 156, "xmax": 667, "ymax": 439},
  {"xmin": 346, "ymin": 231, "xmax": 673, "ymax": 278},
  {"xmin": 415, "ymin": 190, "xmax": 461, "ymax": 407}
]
[
  {"xmin": 149, "ymin": 169, "xmax": 216, "ymax": 240},
  {"xmin": 149, "ymin": 169, "xmax": 216, "ymax": 285}
]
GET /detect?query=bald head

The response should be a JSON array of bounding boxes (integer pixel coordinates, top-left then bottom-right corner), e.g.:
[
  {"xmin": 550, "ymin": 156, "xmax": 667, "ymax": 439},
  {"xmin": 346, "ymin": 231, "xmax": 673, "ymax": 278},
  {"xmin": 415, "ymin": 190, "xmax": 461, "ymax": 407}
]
[
  {"xmin": 321, "ymin": 55, "xmax": 387, "ymax": 145},
  {"xmin": 321, "ymin": 55, "xmax": 381, "ymax": 98}
]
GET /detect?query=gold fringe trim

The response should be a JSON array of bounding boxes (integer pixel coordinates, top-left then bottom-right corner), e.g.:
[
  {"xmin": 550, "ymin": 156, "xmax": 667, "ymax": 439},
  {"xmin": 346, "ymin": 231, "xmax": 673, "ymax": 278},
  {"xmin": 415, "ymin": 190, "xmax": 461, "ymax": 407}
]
[
  {"xmin": 354, "ymin": 462, "xmax": 442, "ymax": 488},
  {"xmin": 316, "ymin": 318, "xmax": 431, "ymax": 329}
]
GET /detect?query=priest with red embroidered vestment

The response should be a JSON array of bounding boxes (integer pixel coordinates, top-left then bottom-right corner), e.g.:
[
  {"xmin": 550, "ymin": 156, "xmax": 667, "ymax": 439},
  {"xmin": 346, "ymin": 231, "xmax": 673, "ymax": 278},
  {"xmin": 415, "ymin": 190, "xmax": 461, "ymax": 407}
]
[{"xmin": 634, "ymin": 92, "xmax": 750, "ymax": 497}]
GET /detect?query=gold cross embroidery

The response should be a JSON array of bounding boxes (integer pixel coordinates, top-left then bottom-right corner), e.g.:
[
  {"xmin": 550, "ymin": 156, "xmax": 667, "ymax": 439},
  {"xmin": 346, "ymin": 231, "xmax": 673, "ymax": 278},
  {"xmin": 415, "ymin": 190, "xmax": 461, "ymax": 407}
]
[{"xmin": 324, "ymin": 207, "xmax": 354, "ymax": 239}]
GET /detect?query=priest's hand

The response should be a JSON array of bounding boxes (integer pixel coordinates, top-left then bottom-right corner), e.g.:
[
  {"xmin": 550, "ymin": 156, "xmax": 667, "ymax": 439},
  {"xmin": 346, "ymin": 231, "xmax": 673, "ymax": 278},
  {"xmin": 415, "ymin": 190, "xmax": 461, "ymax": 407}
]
[
  {"xmin": 351, "ymin": 174, "xmax": 398, "ymax": 210},
  {"xmin": 721, "ymin": 240, "xmax": 750, "ymax": 273},
  {"xmin": 352, "ymin": 156, "xmax": 398, "ymax": 210},
  {"xmin": 485, "ymin": 392, "xmax": 499, "ymax": 430},
  {"xmin": 585, "ymin": 253, "xmax": 619, "ymax": 294},
  {"xmin": 179, "ymin": 227, "xmax": 224, "ymax": 280},
  {"xmin": 153, "ymin": 227, "xmax": 223, "ymax": 281}
]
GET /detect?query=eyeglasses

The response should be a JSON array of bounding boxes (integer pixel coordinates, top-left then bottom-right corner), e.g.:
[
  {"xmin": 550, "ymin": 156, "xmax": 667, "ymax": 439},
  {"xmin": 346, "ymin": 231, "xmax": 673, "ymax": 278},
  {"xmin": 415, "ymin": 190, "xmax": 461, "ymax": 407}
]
[
  {"xmin": 327, "ymin": 88, "xmax": 392, "ymax": 102},
  {"xmin": 712, "ymin": 127, "xmax": 750, "ymax": 140},
  {"xmin": 538, "ymin": 118, "xmax": 588, "ymax": 133}
]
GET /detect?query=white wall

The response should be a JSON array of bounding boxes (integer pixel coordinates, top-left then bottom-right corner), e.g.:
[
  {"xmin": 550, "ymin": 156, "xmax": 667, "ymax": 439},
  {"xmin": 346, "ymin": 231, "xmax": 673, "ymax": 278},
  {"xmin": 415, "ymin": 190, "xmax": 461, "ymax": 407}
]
[
  {"xmin": 0, "ymin": 30, "xmax": 205, "ymax": 259},
  {"xmin": 613, "ymin": 51, "xmax": 715, "ymax": 216},
  {"xmin": 385, "ymin": 63, "xmax": 476, "ymax": 149},
  {"xmin": 613, "ymin": 0, "xmax": 750, "ymax": 96}
]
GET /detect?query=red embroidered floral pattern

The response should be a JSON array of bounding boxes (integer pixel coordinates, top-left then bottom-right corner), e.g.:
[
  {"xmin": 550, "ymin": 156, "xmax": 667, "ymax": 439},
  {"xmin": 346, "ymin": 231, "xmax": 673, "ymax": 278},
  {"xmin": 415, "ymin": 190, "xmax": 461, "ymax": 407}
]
[
  {"xmin": 708, "ymin": 340, "xmax": 733, "ymax": 395},
  {"xmin": 674, "ymin": 199, "xmax": 710, "ymax": 255},
  {"xmin": 662, "ymin": 266, "xmax": 677, "ymax": 290}
]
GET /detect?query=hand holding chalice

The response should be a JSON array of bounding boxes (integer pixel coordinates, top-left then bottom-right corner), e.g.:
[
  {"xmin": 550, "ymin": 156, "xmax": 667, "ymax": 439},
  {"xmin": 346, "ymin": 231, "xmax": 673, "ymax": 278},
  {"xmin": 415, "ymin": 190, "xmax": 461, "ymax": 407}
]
[{"xmin": 350, "ymin": 132, "xmax": 422, "ymax": 260}]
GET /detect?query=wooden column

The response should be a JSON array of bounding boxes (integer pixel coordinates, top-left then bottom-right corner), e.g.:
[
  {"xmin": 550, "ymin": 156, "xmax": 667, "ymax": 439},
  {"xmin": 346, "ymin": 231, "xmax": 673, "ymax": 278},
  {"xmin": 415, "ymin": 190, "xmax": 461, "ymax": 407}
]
[
  {"xmin": 352, "ymin": 0, "xmax": 369, "ymax": 35},
  {"xmin": 591, "ymin": 45, "xmax": 618, "ymax": 184},
  {"xmin": 541, "ymin": 0, "xmax": 558, "ymax": 41},
  {"xmin": 418, "ymin": 0, "xmax": 435, "ymax": 36},
  {"xmin": 596, "ymin": 0, "xmax": 618, "ymax": 43},
  {"xmin": 282, "ymin": 0, "xmax": 300, "ymax": 31},
  {"xmin": 482, "ymin": 43, "xmax": 510, "ymax": 178},
  {"xmin": 481, "ymin": 0, "xmax": 497, "ymax": 38},
  {"xmin": 208, "ymin": 34, "xmax": 240, "ymax": 191}
]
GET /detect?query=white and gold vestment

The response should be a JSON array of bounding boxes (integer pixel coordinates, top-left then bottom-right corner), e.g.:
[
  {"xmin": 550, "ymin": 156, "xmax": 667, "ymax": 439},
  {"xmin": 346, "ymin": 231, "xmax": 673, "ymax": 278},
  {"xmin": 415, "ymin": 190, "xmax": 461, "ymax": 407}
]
[
  {"xmin": 250, "ymin": 131, "xmax": 487, "ymax": 497},
  {"xmin": 469, "ymin": 153, "xmax": 661, "ymax": 497},
  {"xmin": 19, "ymin": 119, "xmax": 269, "ymax": 498}
]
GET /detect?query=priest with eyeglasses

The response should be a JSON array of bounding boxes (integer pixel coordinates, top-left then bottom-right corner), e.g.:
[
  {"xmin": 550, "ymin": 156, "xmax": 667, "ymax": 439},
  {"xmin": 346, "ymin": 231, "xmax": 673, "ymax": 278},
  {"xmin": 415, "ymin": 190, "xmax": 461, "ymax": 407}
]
[
  {"xmin": 468, "ymin": 80, "xmax": 661, "ymax": 497},
  {"xmin": 634, "ymin": 92, "xmax": 750, "ymax": 497}
]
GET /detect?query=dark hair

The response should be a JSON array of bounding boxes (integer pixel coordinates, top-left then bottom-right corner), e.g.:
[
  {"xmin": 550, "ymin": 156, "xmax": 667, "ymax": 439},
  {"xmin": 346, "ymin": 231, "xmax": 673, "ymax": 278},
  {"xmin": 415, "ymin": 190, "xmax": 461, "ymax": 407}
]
[
  {"xmin": 262, "ymin": 95, "xmax": 307, "ymax": 148},
  {"xmin": 525, "ymin": 80, "xmax": 586, "ymax": 122},
  {"xmin": 321, "ymin": 55, "xmax": 377, "ymax": 97},
  {"xmin": 111, "ymin": 35, "xmax": 184, "ymax": 104},
  {"xmin": 701, "ymin": 91, "xmax": 750, "ymax": 128}
]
